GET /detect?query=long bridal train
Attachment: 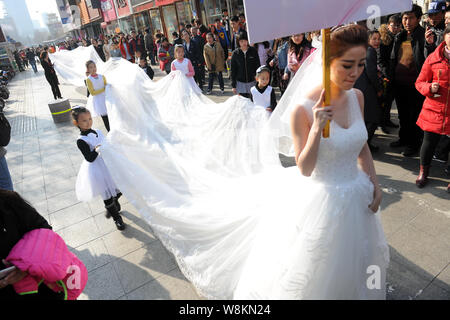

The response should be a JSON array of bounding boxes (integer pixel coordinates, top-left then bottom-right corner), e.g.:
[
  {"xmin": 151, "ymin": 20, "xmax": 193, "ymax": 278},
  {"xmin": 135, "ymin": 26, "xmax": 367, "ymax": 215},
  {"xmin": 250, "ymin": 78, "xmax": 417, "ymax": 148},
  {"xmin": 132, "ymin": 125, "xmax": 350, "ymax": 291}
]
[{"xmin": 50, "ymin": 46, "xmax": 389, "ymax": 299}]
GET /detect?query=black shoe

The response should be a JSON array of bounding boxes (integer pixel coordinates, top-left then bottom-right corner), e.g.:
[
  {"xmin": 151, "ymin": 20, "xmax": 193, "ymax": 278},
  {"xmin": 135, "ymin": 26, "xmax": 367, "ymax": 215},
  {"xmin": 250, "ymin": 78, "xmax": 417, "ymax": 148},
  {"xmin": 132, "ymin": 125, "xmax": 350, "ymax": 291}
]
[
  {"xmin": 402, "ymin": 147, "xmax": 419, "ymax": 157},
  {"xmin": 369, "ymin": 143, "xmax": 379, "ymax": 153},
  {"xmin": 445, "ymin": 165, "xmax": 450, "ymax": 176},
  {"xmin": 114, "ymin": 215, "xmax": 126, "ymax": 231},
  {"xmin": 384, "ymin": 120, "xmax": 399, "ymax": 128},
  {"xmin": 390, "ymin": 140, "xmax": 406, "ymax": 148}
]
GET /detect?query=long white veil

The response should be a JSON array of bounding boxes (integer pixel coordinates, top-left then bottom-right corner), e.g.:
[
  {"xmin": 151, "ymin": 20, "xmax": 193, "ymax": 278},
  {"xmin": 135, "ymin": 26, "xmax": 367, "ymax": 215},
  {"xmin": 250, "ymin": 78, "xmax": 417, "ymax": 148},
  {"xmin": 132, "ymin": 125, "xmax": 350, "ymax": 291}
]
[
  {"xmin": 49, "ymin": 45, "xmax": 325, "ymax": 299},
  {"xmin": 263, "ymin": 44, "xmax": 323, "ymax": 157}
]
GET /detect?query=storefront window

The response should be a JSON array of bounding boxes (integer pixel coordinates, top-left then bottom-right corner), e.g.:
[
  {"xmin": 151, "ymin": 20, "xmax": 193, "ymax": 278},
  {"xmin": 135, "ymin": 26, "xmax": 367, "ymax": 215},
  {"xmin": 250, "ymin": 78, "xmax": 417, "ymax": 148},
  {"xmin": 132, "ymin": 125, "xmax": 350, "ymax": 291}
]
[
  {"xmin": 118, "ymin": 15, "xmax": 136, "ymax": 34},
  {"xmin": 199, "ymin": 0, "xmax": 244, "ymax": 25},
  {"xmin": 105, "ymin": 20, "xmax": 120, "ymax": 35},
  {"xmin": 150, "ymin": 9, "xmax": 163, "ymax": 35},
  {"xmin": 162, "ymin": 5, "xmax": 178, "ymax": 42},
  {"xmin": 134, "ymin": 11, "xmax": 150, "ymax": 33},
  {"xmin": 176, "ymin": 0, "xmax": 193, "ymax": 26}
]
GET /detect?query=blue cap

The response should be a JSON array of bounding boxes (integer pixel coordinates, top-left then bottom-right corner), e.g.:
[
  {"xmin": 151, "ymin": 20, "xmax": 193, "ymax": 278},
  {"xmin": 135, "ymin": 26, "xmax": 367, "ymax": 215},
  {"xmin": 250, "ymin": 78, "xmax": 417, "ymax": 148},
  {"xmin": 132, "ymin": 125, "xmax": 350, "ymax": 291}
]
[{"xmin": 427, "ymin": 1, "xmax": 446, "ymax": 14}]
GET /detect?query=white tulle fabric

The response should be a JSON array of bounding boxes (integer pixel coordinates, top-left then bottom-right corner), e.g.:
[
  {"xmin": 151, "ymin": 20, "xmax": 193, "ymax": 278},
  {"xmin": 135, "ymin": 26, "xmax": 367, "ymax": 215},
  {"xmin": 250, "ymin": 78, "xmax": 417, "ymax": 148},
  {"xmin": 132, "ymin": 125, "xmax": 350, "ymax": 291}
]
[
  {"xmin": 50, "ymin": 46, "xmax": 389, "ymax": 300},
  {"xmin": 75, "ymin": 129, "xmax": 119, "ymax": 202}
]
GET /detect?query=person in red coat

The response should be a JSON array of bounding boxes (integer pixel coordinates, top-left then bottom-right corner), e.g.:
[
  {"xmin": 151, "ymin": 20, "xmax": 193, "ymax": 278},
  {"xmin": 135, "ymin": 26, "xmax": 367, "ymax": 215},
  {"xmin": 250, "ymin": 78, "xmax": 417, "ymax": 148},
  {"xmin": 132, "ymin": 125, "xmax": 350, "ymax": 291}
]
[
  {"xmin": 119, "ymin": 33, "xmax": 134, "ymax": 63},
  {"xmin": 415, "ymin": 25, "xmax": 450, "ymax": 192}
]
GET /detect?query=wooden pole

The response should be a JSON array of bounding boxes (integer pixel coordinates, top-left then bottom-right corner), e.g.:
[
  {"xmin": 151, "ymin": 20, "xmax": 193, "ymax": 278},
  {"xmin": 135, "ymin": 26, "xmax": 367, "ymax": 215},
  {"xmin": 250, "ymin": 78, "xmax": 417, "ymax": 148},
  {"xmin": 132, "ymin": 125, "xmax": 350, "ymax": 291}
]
[{"xmin": 322, "ymin": 28, "xmax": 331, "ymax": 138}]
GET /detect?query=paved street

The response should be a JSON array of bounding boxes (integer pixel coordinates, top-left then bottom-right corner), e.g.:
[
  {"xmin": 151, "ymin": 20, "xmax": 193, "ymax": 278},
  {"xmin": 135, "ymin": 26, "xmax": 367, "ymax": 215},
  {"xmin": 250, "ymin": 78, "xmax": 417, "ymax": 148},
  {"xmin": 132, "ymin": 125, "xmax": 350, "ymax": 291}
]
[{"xmin": 3, "ymin": 64, "xmax": 449, "ymax": 300}]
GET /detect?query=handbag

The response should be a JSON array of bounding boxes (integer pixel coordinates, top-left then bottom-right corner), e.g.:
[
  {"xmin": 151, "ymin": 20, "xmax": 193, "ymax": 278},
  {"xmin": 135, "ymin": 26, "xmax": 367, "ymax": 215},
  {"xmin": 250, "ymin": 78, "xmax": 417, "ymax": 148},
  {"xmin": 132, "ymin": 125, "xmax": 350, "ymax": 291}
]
[{"xmin": 0, "ymin": 111, "xmax": 11, "ymax": 147}]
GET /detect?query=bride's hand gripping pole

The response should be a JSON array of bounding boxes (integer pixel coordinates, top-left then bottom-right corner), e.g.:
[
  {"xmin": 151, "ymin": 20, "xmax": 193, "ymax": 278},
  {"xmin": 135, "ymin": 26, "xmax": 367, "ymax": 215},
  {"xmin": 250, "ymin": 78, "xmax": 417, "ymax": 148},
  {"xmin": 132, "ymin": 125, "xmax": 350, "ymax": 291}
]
[{"xmin": 322, "ymin": 28, "xmax": 331, "ymax": 138}]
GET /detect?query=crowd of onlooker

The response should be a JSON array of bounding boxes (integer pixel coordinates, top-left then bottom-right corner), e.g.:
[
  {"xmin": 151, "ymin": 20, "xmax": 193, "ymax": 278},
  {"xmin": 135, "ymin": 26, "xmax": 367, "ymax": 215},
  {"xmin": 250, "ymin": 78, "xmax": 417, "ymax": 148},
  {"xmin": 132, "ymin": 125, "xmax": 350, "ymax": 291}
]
[{"xmin": 10, "ymin": 2, "xmax": 450, "ymax": 192}]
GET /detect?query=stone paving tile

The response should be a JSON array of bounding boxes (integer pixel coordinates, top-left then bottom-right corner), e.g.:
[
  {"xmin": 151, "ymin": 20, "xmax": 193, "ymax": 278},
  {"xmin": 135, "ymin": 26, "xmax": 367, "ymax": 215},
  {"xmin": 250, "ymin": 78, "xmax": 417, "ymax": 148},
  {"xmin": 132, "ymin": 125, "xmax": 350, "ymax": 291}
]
[
  {"xmin": 416, "ymin": 284, "xmax": 450, "ymax": 300},
  {"xmin": 102, "ymin": 219, "xmax": 158, "ymax": 259},
  {"xmin": 113, "ymin": 241, "xmax": 177, "ymax": 294},
  {"xmin": 127, "ymin": 268, "xmax": 201, "ymax": 300},
  {"xmin": 388, "ymin": 224, "xmax": 449, "ymax": 282},
  {"xmin": 44, "ymin": 176, "xmax": 77, "ymax": 199},
  {"xmin": 77, "ymin": 263, "xmax": 125, "ymax": 300},
  {"xmin": 56, "ymin": 216, "xmax": 102, "ymax": 248},
  {"xmin": 50, "ymin": 202, "xmax": 92, "ymax": 232},
  {"xmin": 47, "ymin": 189, "xmax": 81, "ymax": 214},
  {"xmin": 70, "ymin": 238, "xmax": 112, "ymax": 273},
  {"xmin": 434, "ymin": 264, "xmax": 450, "ymax": 291}
]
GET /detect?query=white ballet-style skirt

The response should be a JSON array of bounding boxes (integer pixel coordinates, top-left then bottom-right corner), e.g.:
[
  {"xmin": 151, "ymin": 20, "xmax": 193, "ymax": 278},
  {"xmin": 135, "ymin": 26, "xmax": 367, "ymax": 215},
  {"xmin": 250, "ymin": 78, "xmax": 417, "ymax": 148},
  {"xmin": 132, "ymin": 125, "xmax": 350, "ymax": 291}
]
[
  {"xmin": 75, "ymin": 156, "xmax": 119, "ymax": 202},
  {"xmin": 86, "ymin": 91, "xmax": 108, "ymax": 117}
]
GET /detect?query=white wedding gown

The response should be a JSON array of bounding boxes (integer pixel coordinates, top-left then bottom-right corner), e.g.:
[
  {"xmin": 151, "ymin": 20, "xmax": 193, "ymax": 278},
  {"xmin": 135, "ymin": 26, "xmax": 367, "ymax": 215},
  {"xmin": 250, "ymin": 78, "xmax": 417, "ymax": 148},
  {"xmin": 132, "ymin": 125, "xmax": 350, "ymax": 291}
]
[{"xmin": 50, "ymin": 46, "xmax": 389, "ymax": 300}]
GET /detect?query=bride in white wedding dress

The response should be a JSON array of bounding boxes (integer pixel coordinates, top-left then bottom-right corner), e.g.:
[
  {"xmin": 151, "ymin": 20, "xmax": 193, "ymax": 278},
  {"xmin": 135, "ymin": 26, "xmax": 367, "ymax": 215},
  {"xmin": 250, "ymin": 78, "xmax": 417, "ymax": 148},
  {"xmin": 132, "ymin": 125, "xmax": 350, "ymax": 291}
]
[{"xmin": 50, "ymin": 25, "xmax": 389, "ymax": 300}]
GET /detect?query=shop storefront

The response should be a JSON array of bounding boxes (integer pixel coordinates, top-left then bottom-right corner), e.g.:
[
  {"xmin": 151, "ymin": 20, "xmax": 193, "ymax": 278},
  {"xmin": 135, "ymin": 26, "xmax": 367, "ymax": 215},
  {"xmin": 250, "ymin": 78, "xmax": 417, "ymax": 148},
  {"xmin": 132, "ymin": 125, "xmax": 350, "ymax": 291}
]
[
  {"xmin": 134, "ymin": 10, "xmax": 151, "ymax": 32},
  {"xmin": 118, "ymin": 14, "xmax": 136, "ymax": 34},
  {"xmin": 149, "ymin": 8, "xmax": 163, "ymax": 33},
  {"xmin": 196, "ymin": 0, "xmax": 244, "ymax": 26}
]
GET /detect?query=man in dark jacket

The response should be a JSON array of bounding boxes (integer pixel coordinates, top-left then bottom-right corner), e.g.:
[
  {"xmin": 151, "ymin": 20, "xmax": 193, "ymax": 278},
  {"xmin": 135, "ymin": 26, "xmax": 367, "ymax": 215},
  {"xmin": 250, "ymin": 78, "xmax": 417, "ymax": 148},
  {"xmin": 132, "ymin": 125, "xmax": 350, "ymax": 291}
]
[
  {"xmin": 230, "ymin": 16, "xmax": 243, "ymax": 51},
  {"xmin": 424, "ymin": 1, "xmax": 447, "ymax": 57},
  {"xmin": 231, "ymin": 31, "xmax": 260, "ymax": 98},
  {"xmin": 389, "ymin": 4, "xmax": 426, "ymax": 157},
  {"xmin": 26, "ymin": 49, "xmax": 37, "ymax": 73},
  {"xmin": 144, "ymin": 28, "xmax": 156, "ymax": 65},
  {"xmin": 379, "ymin": 14, "xmax": 402, "ymax": 131},
  {"xmin": 192, "ymin": 27, "xmax": 206, "ymax": 89},
  {"xmin": 182, "ymin": 29, "xmax": 204, "ymax": 91}
]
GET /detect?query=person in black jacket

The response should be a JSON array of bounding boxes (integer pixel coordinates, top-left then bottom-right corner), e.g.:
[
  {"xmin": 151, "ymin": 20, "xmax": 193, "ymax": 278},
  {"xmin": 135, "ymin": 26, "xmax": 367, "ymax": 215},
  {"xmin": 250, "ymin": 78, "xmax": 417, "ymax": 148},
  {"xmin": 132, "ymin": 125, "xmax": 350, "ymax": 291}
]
[
  {"xmin": 92, "ymin": 39, "xmax": 106, "ymax": 62},
  {"xmin": 389, "ymin": 4, "xmax": 426, "ymax": 157},
  {"xmin": 40, "ymin": 51, "xmax": 62, "ymax": 100},
  {"xmin": 378, "ymin": 15, "xmax": 402, "ymax": 132},
  {"xmin": 26, "ymin": 49, "xmax": 37, "ymax": 73},
  {"xmin": 231, "ymin": 31, "xmax": 260, "ymax": 98},
  {"xmin": 355, "ymin": 30, "xmax": 383, "ymax": 153},
  {"xmin": 0, "ymin": 190, "xmax": 62, "ymax": 300},
  {"xmin": 182, "ymin": 29, "xmax": 204, "ymax": 91}
]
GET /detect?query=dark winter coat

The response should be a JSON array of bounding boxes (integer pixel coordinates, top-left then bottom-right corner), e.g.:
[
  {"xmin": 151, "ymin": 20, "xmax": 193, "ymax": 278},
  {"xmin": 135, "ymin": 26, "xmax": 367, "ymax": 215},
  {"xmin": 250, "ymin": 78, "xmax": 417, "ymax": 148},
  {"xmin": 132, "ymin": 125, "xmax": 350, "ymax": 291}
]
[
  {"xmin": 41, "ymin": 59, "xmax": 59, "ymax": 85},
  {"xmin": 184, "ymin": 39, "xmax": 204, "ymax": 67},
  {"xmin": 231, "ymin": 46, "xmax": 260, "ymax": 88},
  {"xmin": 390, "ymin": 26, "xmax": 426, "ymax": 82},
  {"xmin": 94, "ymin": 44, "xmax": 106, "ymax": 62},
  {"xmin": 354, "ymin": 46, "xmax": 382, "ymax": 124}
]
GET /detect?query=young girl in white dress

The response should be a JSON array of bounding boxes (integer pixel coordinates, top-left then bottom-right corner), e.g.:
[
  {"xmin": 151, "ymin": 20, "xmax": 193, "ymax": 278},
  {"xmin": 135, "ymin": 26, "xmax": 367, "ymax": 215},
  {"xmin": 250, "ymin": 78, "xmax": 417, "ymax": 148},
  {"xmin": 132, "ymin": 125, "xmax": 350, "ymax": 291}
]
[
  {"xmin": 250, "ymin": 66, "xmax": 277, "ymax": 113},
  {"xmin": 85, "ymin": 60, "xmax": 110, "ymax": 132},
  {"xmin": 171, "ymin": 44, "xmax": 202, "ymax": 94},
  {"xmin": 72, "ymin": 107, "xmax": 125, "ymax": 231}
]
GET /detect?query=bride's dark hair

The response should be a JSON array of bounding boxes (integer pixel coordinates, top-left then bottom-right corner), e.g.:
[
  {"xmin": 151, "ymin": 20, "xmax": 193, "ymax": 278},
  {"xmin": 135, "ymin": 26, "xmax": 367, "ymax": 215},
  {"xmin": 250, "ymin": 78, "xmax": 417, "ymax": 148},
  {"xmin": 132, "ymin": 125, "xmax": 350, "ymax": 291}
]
[{"xmin": 330, "ymin": 25, "xmax": 368, "ymax": 60}]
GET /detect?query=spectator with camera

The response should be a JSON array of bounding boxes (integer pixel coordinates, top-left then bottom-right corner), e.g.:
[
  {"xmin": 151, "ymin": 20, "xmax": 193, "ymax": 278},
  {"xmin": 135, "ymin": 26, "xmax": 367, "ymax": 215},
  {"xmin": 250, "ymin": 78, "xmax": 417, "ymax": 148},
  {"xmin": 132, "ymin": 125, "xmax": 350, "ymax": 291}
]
[{"xmin": 424, "ymin": 1, "xmax": 447, "ymax": 57}]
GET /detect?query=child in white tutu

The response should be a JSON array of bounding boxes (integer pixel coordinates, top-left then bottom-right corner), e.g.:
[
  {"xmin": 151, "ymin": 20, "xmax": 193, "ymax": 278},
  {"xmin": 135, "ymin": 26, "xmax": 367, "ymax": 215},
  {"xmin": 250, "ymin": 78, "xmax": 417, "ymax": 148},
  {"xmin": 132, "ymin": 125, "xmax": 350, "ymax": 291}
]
[
  {"xmin": 72, "ymin": 107, "xmax": 126, "ymax": 231},
  {"xmin": 85, "ymin": 60, "xmax": 110, "ymax": 132}
]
